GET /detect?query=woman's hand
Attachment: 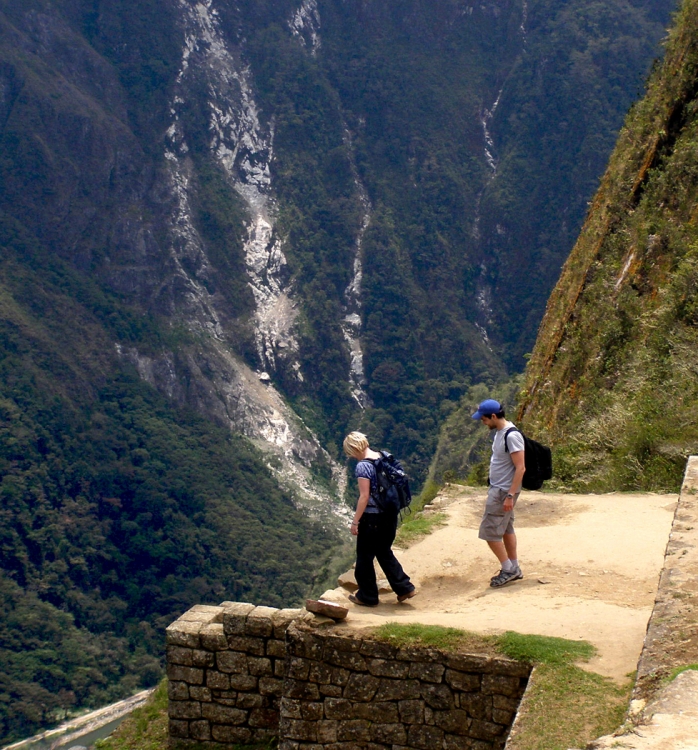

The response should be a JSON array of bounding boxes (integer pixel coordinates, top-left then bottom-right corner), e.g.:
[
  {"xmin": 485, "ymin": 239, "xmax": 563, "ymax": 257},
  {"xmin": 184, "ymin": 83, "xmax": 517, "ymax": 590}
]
[{"xmin": 351, "ymin": 520, "xmax": 359, "ymax": 536}]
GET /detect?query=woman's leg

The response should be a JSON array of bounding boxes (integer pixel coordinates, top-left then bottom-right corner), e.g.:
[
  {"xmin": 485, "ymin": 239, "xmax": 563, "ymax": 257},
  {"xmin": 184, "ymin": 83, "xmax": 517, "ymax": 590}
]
[
  {"xmin": 374, "ymin": 514, "xmax": 414, "ymax": 597},
  {"xmin": 354, "ymin": 515, "xmax": 380, "ymax": 604}
]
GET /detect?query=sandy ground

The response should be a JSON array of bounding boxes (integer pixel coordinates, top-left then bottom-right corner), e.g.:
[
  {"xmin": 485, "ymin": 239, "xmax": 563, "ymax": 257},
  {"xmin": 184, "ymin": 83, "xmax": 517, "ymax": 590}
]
[{"xmin": 322, "ymin": 485, "xmax": 678, "ymax": 683}]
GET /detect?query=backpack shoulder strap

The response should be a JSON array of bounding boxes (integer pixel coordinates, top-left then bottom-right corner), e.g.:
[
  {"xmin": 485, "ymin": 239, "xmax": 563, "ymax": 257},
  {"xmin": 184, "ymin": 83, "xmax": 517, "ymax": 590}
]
[{"xmin": 503, "ymin": 427, "xmax": 521, "ymax": 454}]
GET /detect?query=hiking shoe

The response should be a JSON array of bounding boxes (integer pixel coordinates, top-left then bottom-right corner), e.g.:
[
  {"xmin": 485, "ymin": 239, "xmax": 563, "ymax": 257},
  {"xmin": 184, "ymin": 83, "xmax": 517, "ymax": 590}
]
[
  {"xmin": 490, "ymin": 568, "xmax": 523, "ymax": 588},
  {"xmin": 348, "ymin": 594, "xmax": 378, "ymax": 607},
  {"xmin": 397, "ymin": 589, "xmax": 417, "ymax": 603},
  {"xmin": 490, "ymin": 565, "xmax": 523, "ymax": 584}
]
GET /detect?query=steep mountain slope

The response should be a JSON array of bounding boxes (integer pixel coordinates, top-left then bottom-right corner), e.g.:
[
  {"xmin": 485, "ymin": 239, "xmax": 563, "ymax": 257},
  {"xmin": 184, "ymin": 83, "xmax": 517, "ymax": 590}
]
[{"xmin": 519, "ymin": 0, "xmax": 698, "ymax": 491}]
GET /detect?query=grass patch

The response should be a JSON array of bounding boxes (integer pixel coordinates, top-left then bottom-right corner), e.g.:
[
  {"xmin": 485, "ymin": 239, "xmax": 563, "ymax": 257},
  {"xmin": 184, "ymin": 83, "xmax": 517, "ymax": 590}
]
[
  {"xmin": 666, "ymin": 663, "xmax": 698, "ymax": 682},
  {"xmin": 395, "ymin": 511, "xmax": 447, "ymax": 546},
  {"xmin": 510, "ymin": 664, "xmax": 632, "ymax": 750},
  {"xmin": 96, "ymin": 680, "xmax": 168, "ymax": 750},
  {"xmin": 372, "ymin": 623, "xmax": 632, "ymax": 750}
]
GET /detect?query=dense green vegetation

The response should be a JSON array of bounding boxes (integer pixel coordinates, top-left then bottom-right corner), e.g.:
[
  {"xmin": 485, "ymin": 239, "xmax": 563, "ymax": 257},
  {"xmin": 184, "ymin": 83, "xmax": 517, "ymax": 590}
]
[
  {"xmin": 0, "ymin": 218, "xmax": 335, "ymax": 743},
  {"xmin": 519, "ymin": 0, "xmax": 698, "ymax": 491}
]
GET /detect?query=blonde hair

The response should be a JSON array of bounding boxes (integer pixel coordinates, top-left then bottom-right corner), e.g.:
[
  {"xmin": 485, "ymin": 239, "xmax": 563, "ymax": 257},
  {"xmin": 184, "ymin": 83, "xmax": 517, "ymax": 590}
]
[{"xmin": 343, "ymin": 431, "xmax": 369, "ymax": 458}]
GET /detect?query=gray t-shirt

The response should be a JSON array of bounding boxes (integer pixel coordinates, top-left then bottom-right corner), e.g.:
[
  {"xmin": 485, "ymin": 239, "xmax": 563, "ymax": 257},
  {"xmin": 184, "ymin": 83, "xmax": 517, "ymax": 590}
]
[
  {"xmin": 355, "ymin": 459, "xmax": 382, "ymax": 513},
  {"xmin": 489, "ymin": 422, "xmax": 525, "ymax": 490}
]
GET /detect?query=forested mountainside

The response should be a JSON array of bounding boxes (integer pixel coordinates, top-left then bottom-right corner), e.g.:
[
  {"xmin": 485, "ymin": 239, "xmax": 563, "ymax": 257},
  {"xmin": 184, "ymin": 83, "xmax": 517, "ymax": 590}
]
[
  {"xmin": 519, "ymin": 0, "xmax": 698, "ymax": 492},
  {"xmin": 0, "ymin": 0, "xmax": 675, "ymax": 743}
]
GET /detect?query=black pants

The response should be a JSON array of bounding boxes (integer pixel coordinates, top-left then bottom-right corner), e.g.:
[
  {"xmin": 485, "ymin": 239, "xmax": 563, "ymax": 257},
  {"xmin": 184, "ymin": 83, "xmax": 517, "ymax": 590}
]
[{"xmin": 355, "ymin": 513, "xmax": 414, "ymax": 605}]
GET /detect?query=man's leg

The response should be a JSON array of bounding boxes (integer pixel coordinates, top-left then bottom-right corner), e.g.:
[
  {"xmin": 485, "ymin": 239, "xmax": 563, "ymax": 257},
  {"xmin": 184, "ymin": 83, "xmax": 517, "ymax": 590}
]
[
  {"xmin": 503, "ymin": 533, "xmax": 517, "ymax": 563},
  {"xmin": 487, "ymin": 540, "xmax": 508, "ymax": 564}
]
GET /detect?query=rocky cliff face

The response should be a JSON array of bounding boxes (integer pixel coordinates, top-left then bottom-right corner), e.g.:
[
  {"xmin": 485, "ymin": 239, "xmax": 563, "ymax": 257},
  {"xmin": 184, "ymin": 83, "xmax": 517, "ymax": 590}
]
[{"xmin": 519, "ymin": 0, "xmax": 698, "ymax": 491}]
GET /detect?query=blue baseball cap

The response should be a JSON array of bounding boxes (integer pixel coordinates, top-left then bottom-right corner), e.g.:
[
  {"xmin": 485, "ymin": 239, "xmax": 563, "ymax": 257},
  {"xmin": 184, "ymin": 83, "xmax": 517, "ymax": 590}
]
[{"xmin": 471, "ymin": 399, "xmax": 502, "ymax": 420}]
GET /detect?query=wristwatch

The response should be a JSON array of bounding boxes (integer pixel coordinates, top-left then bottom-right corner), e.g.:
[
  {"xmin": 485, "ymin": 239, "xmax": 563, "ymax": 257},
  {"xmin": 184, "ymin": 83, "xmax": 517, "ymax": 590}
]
[{"xmin": 505, "ymin": 493, "xmax": 514, "ymax": 499}]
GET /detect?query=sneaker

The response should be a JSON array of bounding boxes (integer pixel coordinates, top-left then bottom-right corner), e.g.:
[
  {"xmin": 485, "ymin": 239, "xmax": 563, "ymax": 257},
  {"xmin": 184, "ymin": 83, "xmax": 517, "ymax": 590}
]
[
  {"xmin": 490, "ymin": 567, "xmax": 524, "ymax": 588},
  {"xmin": 348, "ymin": 594, "xmax": 378, "ymax": 607},
  {"xmin": 397, "ymin": 589, "xmax": 417, "ymax": 603}
]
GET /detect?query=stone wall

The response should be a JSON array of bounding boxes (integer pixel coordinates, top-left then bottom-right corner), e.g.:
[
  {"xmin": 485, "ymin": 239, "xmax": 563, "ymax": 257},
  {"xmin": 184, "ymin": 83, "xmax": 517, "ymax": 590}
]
[
  {"xmin": 167, "ymin": 603, "xmax": 531, "ymax": 749},
  {"xmin": 166, "ymin": 602, "xmax": 305, "ymax": 746},
  {"xmin": 280, "ymin": 623, "xmax": 530, "ymax": 750}
]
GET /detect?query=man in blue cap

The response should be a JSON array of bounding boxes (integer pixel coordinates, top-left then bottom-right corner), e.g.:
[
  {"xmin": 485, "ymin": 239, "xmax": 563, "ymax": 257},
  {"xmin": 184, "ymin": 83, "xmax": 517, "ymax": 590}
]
[{"xmin": 472, "ymin": 399, "xmax": 526, "ymax": 587}]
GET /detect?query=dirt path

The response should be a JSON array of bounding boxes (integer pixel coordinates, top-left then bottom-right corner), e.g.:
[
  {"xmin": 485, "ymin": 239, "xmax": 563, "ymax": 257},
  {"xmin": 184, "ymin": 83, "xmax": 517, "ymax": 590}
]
[{"xmin": 323, "ymin": 485, "xmax": 677, "ymax": 683}]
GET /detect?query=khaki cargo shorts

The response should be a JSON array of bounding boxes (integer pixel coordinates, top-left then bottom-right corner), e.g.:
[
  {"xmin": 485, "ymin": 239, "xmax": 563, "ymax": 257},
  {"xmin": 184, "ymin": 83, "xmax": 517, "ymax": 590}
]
[{"xmin": 478, "ymin": 486, "xmax": 519, "ymax": 542}]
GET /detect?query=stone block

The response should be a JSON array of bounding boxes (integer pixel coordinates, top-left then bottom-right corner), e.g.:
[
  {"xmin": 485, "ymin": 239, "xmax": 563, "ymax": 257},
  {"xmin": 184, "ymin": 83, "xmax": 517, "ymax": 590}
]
[
  {"xmin": 445, "ymin": 669, "xmax": 481, "ymax": 692},
  {"xmin": 352, "ymin": 701, "xmax": 398, "ymax": 723},
  {"xmin": 367, "ymin": 658, "xmax": 409, "ymax": 679},
  {"xmin": 470, "ymin": 718, "xmax": 506, "ymax": 740},
  {"xmin": 299, "ymin": 701, "xmax": 323, "ymax": 721},
  {"xmin": 324, "ymin": 648, "xmax": 367, "ymax": 671},
  {"xmin": 482, "ymin": 673, "xmax": 523, "ymax": 698},
  {"xmin": 166, "ymin": 620, "xmax": 202, "ymax": 648},
  {"xmin": 168, "ymin": 681, "xmax": 189, "ymax": 701},
  {"xmin": 279, "ymin": 718, "xmax": 318, "ymax": 742},
  {"xmin": 490, "ymin": 659, "xmax": 532, "ymax": 678},
  {"xmin": 259, "ymin": 676, "xmax": 285, "ymax": 696},
  {"xmin": 267, "ymin": 638, "xmax": 287, "ymax": 658},
  {"xmin": 167, "ymin": 664, "xmax": 204, "ymax": 685},
  {"xmin": 369, "ymin": 722, "xmax": 407, "ymax": 745},
  {"xmin": 167, "ymin": 646, "xmax": 193, "ymax": 666},
  {"xmin": 248, "ymin": 656, "xmax": 273, "ymax": 676},
  {"xmin": 343, "ymin": 672, "xmax": 379, "ymax": 701},
  {"xmin": 206, "ymin": 670, "xmax": 230, "ymax": 690},
  {"xmin": 273, "ymin": 608, "xmax": 305, "ymax": 638},
  {"xmin": 285, "ymin": 679, "xmax": 320, "ymax": 700},
  {"xmin": 249, "ymin": 707, "xmax": 279, "ymax": 728},
  {"xmin": 251, "ymin": 727, "xmax": 277, "ymax": 744},
  {"xmin": 227, "ymin": 635, "xmax": 266, "ymax": 655},
  {"xmin": 407, "ymin": 724, "xmax": 444, "ymax": 749},
  {"xmin": 211, "ymin": 725, "xmax": 253, "ymax": 743},
  {"xmin": 446, "ymin": 654, "xmax": 491, "ymax": 672},
  {"xmin": 493, "ymin": 707, "xmax": 515, "ymax": 725},
  {"xmin": 200, "ymin": 622, "xmax": 228, "ymax": 651},
  {"xmin": 460, "ymin": 692, "xmax": 491, "ymax": 720},
  {"xmin": 374, "ymin": 678, "xmax": 421, "ymax": 701},
  {"xmin": 398, "ymin": 699, "xmax": 424, "ymax": 724},
  {"xmin": 192, "ymin": 649, "xmax": 215, "ymax": 668},
  {"xmin": 169, "ymin": 719, "xmax": 189, "ymax": 739},
  {"xmin": 324, "ymin": 634, "xmax": 361, "ymax": 653},
  {"xmin": 434, "ymin": 709, "xmax": 472, "ymax": 735},
  {"xmin": 319, "ymin": 684, "xmax": 342, "ymax": 697},
  {"xmin": 396, "ymin": 645, "xmax": 441, "ymax": 663},
  {"xmin": 189, "ymin": 719, "xmax": 211, "ymax": 741},
  {"xmin": 337, "ymin": 719, "xmax": 371, "ymax": 742},
  {"xmin": 493, "ymin": 694, "xmax": 520, "ymax": 712},
  {"xmin": 201, "ymin": 702, "xmax": 247, "ymax": 725},
  {"xmin": 214, "ymin": 697, "xmax": 238, "ymax": 707},
  {"xmin": 317, "ymin": 720, "xmax": 338, "ymax": 743},
  {"xmin": 222, "ymin": 602, "xmax": 255, "ymax": 628},
  {"xmin": 288, "ymin": 657, "xmax": 311, "ymax": 680},
  {"xmin": 324, "ymin": 698, "xmax": 353, "ymax": 720},
  {"xmin": 308, "ymin": 661, "xmax": 332, "ymax": 684},
  {"xmin": 444, "ymin": 735, "xmax": 482, "ymax": 750},
  {"xmin": 281, "ymin": 698, "xmax": 303, "ymax": 718},
  {"xmin": 409, "ymin": 661, "xmax": 445, "ymax": 682},
  {"xmin": 229, "ymin": 674, "xmax": 258, "ymax": 691},
  {"xmin": 179, "ymin": 606, "xmax": 222, "ymax": 623},
  {"xmin": 421, "ymin": 683, "xmax": 454, "ymax": 710},
  {"xmin": 217, "ymin": 651, "xmax": 248, "ymax": 674},
  {"xmin": 359, "ymin": 640, "xmax": 397, "ymax": 659},
  {"xmin": 331, "ymin": 667, "xmax": 351, "ymax": 686},
  {"xmin": 236, "ymin": 692, "xmax": 264, "ymax": 709},
  {"xmin": 188, "ymin": 686, "xmax": 212, "ymax": 702},
  {"xmin": 169, "ymin": 700, "xmax": 202, "ymax": 720},
  {"xmin": 425, "ymin": 706, "xmax": 435, "ymax": 725},
  {"xmin": 287, "ymin": 630, "xmax": 324, "ymax": 660},
  {"xmin": 275, "ymin": 659, "xmax": 288, "ymax": 677},
  {"xmin": 246, "ymin": 606, "xmax": 277, "ymax": 637}
]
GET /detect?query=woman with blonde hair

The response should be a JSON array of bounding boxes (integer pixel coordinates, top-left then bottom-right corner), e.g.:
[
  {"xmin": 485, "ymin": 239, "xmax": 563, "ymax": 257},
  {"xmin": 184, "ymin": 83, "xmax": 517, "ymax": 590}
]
[{"xmin": 343, "ymin": 431, "xmax": 416, "ymax": 606}]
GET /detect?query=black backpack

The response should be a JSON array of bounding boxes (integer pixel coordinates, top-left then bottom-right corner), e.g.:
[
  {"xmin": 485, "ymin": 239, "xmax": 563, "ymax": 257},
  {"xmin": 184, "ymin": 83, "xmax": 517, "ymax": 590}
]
[
  {"xmin": 371, "ymin": 451, "xmax": 412, "ymax": 516},
  {"xmin": 504, "ymin": 428, "xmax": 553, "ymax": 491}
]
